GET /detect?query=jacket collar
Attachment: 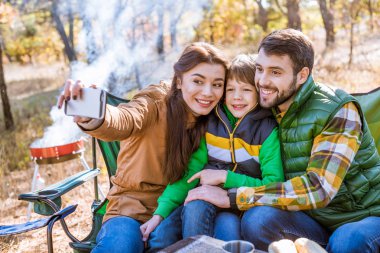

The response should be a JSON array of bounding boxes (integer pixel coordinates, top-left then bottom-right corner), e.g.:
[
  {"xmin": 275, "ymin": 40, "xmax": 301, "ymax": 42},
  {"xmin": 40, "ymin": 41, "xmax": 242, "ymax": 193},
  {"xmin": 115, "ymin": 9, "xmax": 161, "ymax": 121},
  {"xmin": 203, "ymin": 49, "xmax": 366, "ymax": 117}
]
[{"xmin": 278, "ymin": 75, "xmax": 316, "ymax": 116}]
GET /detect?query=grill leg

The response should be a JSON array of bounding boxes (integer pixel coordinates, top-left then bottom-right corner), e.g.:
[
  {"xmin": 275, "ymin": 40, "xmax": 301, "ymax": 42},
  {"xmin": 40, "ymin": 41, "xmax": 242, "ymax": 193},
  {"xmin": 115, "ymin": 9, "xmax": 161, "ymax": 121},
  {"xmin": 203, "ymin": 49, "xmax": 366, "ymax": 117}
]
[
  {"xmin": 27, "ymin": 161, "xmax": 39, "ymax": 221},
  {"xmin": 79, "ymin": 152, "xmax": 105, "ymax": 200}
]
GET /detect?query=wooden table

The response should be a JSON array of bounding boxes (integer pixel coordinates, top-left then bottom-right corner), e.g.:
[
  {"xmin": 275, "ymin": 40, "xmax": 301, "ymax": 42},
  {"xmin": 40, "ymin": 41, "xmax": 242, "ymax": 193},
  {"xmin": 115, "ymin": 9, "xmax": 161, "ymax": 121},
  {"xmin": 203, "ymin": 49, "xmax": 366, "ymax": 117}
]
[{"xmin": 159, "ymin": 235, "xmax": 267, "ymax": 253}]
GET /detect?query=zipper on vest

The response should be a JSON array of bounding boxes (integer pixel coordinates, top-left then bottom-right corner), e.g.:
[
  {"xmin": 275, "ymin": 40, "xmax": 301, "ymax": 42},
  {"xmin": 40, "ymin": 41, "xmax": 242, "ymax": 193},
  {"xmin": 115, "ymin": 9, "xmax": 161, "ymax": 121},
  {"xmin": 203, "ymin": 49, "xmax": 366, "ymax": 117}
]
[
  {"xmin": 215, "ymin": 107, "xmax": 236, "ymax": 166},
  {"xmin": 215, "ymin": 103, "xmax": 258, "ymax": 171},
  {"xmin": 277, "ymin": 122, "xmax": 286, "ymax": 175}
]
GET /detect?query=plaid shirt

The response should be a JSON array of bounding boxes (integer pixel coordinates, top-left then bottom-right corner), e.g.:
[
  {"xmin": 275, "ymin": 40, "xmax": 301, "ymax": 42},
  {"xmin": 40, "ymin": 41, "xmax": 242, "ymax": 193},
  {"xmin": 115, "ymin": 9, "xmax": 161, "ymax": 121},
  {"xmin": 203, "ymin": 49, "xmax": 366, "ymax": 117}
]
[{"xmin": 236, "ymin": 102, "xmax": 362, "ymax": 211}]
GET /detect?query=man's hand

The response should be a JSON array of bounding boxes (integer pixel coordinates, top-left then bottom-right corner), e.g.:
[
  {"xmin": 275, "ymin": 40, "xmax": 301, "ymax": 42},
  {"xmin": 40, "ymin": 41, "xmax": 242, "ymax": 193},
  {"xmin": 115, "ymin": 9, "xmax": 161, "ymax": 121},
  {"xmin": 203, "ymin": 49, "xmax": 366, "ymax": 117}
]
[
  {"xmin": 184, "ymin": 185, "xmax": 230, "ymax": 208},
  {"xmin": 187, "ymin": 169, "xmax": 227, "ymax": 186},
  {"xmin": 139, "ymin": 215, "xmax": 163, "ymax": 242}
]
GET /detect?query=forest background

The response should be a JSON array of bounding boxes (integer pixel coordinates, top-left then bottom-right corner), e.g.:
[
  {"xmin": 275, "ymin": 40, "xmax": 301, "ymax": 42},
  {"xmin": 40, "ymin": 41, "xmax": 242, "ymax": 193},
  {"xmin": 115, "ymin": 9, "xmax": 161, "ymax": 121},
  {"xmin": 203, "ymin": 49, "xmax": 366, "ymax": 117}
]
[{"xmin": 1, "ymin": 0, "xmax": 380, "ymax": 252}]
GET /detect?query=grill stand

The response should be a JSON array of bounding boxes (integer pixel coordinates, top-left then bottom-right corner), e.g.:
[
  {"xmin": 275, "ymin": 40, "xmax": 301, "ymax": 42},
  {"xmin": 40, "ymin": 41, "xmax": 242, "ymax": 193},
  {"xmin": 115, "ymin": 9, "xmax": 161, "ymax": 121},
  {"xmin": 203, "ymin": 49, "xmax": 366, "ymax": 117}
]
[{"xmin": 27, "ymin": 147, "xmax": 105, "ymax": 221}]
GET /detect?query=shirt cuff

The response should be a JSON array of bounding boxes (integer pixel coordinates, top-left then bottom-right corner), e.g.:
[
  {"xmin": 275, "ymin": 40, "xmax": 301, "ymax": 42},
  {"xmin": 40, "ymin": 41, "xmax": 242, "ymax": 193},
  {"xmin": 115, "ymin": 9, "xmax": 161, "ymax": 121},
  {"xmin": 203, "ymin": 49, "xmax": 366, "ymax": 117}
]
[{"xmin": 77, "ymin": 118, "xmax": 103, "ymax": 131}]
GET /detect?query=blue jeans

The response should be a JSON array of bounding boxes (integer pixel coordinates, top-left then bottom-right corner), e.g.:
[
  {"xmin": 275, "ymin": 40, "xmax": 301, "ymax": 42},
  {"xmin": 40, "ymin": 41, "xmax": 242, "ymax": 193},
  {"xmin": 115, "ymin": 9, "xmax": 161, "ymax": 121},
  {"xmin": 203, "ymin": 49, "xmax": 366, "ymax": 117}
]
[
  {"xmin": 182, "ymin": 200, "xmax": 241, "ymax": 241},
  {"xmin": 326, "ymin": 216, "xmax": 380, "ymax": 253},
  {"xmin": 147, "ymin": 206, "xmax": 183, "ymax": 252},
  {"xmin": 92, "ymin": 216, "xmax": 144, "ymax": 253},
  {"xmin": 214, "ymin": 211, "xmax": 241, "ymax": 241},
  {"xmin": 241, "ymin": 206, "xmax": 329, "ymax": 251},
  {"xmin": 241, "ymin": 206, "xmax": 380, "ymax": 253}
]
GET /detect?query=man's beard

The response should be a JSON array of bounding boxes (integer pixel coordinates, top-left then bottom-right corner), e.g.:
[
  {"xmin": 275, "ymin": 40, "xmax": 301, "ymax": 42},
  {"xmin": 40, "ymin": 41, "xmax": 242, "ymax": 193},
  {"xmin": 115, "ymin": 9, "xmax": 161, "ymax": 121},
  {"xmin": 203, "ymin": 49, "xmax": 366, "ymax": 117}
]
[{"xmin": 257, "ymin": 76, "xmax": 298, "ymax": 109}]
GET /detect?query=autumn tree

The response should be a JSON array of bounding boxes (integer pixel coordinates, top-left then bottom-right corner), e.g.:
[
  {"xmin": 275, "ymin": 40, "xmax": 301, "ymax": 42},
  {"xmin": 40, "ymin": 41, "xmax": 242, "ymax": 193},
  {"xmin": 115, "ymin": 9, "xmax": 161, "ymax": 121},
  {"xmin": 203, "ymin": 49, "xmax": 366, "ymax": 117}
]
[
  {"xmin": 0, "ymin": 37, "xmax": 14, "ymax": 130},
  {"xmin": 346, "ymin": 0, "xmax": 362, "ymax": 67},
  {"xmin": 286, "ymin": 0, "xmax": 302, "ymax": 30},
  {"xmin": 275, "ymin": 0, "xmax": 302, "ymax": 30},
  {"xmin": 318, "ymin": 0, "xmax": 335, "ymax": 47},
  {"xmin": 255, "ymin": 0, "xmax": 270, "ymax": 32},
  {"xmin": 51, "ymin": 0, "xmax": 76, "ymax": 62}
]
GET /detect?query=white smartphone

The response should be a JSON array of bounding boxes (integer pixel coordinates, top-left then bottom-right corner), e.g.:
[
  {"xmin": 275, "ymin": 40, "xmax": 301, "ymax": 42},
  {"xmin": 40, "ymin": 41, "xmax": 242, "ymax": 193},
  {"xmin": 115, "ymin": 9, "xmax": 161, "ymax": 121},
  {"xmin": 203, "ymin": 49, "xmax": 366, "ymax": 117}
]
[{"xmin": 64, "ymin": 88, "xmax": 106, "ymax": 119}]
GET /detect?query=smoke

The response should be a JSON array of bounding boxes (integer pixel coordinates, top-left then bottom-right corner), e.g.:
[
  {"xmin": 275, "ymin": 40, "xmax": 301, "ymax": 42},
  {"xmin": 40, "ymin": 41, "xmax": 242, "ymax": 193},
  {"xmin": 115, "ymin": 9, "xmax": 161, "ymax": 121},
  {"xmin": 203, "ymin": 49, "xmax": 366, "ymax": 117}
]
[
  {"xmin": 30, "ymin": 106, "xmax": 84, "ymax": 148},
  {"xmin": 32, "ymin": 0, "xmax": 210, "ymax": 147}
]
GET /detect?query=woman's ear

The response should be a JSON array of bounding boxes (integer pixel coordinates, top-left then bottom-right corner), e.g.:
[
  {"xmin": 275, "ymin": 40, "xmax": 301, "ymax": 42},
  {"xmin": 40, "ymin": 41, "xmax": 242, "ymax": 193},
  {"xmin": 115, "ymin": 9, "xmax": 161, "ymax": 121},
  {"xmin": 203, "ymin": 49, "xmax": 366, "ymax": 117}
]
[{"xmin": 176, "ymin": 78, "xmax": 182, "ymax": 89}]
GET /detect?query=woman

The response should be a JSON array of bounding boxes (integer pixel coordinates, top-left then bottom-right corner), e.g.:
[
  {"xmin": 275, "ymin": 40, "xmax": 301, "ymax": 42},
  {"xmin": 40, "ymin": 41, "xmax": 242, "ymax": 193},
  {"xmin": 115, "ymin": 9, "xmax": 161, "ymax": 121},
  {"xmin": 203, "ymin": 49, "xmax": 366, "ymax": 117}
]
[{"xmin": 57, "ymin": 42, "xmax": 229, "ymax": 253}]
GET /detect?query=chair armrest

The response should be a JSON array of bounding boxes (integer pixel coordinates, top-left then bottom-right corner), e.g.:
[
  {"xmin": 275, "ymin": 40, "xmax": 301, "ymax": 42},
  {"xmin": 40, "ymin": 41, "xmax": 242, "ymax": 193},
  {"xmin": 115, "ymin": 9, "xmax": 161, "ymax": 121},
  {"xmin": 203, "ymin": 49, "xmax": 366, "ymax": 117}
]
[
  {"xmin": 18, "ymin": 169, "xmax": 100, "ymax": 215},
  {"xmin": 0, "ymin": 204, "xmax": 78, "ymax": 236},
  {"xmin": 19, "ymin": 169, "xmax": 100, "ymax": 202}
]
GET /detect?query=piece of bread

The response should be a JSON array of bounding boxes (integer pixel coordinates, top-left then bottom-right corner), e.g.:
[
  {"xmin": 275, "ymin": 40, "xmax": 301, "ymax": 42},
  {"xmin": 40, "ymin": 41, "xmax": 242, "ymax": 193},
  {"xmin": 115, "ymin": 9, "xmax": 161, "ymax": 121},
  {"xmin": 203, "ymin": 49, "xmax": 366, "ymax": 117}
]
[
  {"xmin": 268, "ymin": 239, "xmax": 298, "ymax": 253},
  {"xmin": 294, "ymin": 238, "xmax": 327, "ymax": 253}
]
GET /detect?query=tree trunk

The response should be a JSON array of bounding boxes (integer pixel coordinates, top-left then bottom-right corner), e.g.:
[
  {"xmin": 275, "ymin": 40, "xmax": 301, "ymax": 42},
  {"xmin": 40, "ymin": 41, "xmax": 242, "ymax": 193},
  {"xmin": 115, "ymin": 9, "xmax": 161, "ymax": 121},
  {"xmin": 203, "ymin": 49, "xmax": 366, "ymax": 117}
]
[
  {"xmin": 169, "ymin": 1, "xmax": 186, "ymax": 49},
  {"xmin": 51, "ymin": 0, "xmax": 77, "ymax": 62},
  {"xmin": 318, "ymin": 0, "xmax": 335, "ymax": 47},
  {"xmin": 348, "ymin": 0, "xmax": 361, "ymax": 68},
  {"xmin": 367, "ymin": 0, "xmax": 374, "ymax": 32},
  {"xmin": 156, "ymin": 5, "xmax": 164, "ymax": 57},
  {"xmin": 255, "ymin": 0, "xmax": 269, "ymax": 32},
  {"xmin": 0, "ymin": 43, "xmax": 14, "ymax": 130},
  {"xmin": 286, "ymin": 0, "xmax": 302, "ymax": 31},
  {"xmin": 68, "ymin": 0, "xmax": 74, "ymax": 49},
  {"xmin": 348, "ymin": 19, "xmax": 354, "ymax": 67},
  {"xmin": 78, "ymin": 0, "xmax": 99, "ymax": 64}
]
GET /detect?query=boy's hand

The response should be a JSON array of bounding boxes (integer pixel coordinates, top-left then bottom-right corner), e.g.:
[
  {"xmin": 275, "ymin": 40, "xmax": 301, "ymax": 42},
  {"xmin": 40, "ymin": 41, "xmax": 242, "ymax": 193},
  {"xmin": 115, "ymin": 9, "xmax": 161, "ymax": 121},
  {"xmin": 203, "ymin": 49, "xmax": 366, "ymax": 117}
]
[
  {"xmin": 139, "ymin": 215, "xmax": 163, "ymax": 242},
  {"xmin": 187, "ymin": 169, "xmax": 227, "ymax": 186}
]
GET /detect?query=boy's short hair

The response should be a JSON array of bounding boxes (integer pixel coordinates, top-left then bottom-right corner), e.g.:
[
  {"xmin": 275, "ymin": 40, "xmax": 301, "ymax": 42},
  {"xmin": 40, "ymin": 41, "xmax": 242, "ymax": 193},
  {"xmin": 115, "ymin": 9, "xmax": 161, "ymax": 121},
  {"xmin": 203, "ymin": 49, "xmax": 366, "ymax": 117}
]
[
  {"xmin": 258, "ymin": 28, "xmax": 314, "ymax": 74},
  {"xmin": 228, "ymin": 54, "xmax": 257, "ymax": 86}
]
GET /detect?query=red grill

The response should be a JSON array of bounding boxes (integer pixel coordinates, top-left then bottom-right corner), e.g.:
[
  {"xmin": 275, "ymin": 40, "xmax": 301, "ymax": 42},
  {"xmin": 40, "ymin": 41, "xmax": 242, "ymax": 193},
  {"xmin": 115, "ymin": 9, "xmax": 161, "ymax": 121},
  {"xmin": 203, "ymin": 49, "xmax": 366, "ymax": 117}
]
[{"xmin": 30, "ymin": 139, "xmax": 85, "ymax": 164}]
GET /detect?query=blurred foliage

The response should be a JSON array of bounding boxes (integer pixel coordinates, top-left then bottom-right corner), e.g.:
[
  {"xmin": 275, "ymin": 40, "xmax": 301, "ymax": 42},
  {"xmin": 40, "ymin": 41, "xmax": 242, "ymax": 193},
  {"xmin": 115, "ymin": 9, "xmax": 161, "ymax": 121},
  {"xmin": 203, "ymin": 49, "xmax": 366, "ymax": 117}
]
[
  {"xmin": 0, "ymin": 0, "xmax": 380, "ymax": 176},
  {"xmin": 0, "ymin": 3, "xmax": 63, "ymax": 64},
  {"xmin": 0, "ymin": 90, "xmax": 57, "ymax": 175},
  {"xmin": 1, "ymin": 0, "xmax": 380, "ymax": 64}
]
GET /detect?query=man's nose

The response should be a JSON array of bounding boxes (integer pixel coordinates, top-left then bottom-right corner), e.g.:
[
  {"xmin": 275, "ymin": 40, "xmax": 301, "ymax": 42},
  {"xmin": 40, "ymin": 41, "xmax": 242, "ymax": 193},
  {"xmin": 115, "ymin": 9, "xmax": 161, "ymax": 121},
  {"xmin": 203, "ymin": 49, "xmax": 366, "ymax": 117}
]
[{"xmin": 258, "ymin": 72, "xmax": 270, "ymax": 86}]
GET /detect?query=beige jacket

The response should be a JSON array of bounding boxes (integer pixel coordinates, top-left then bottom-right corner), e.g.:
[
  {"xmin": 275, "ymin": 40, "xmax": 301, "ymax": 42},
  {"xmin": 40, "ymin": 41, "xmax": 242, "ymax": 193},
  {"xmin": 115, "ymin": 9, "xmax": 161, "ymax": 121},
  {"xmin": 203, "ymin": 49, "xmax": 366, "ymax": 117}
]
[{"xmin": 84, "ymin": 82, "xmax": 171, "ymax": 223}]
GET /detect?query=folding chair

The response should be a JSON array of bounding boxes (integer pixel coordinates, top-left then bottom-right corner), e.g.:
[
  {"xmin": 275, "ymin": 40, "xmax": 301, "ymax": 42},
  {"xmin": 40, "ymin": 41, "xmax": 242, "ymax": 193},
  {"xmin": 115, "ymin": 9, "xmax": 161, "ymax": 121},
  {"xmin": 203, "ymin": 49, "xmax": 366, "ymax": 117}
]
[
  {"xmin": 0, "ymin": 92, "xmax": 128, "ymax": 253},
  {"xmin": 352, "ymin": 87, "xmax": 380, "ymax": 154}
]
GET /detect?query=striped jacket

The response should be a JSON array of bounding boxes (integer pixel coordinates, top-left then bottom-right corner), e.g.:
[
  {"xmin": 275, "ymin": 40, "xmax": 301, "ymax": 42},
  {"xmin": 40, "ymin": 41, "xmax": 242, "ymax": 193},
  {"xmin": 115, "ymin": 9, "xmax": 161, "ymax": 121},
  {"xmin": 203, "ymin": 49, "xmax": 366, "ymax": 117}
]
[{"xmin": 206, "ymin": 104, "xmax": 278, "ymax": 178}]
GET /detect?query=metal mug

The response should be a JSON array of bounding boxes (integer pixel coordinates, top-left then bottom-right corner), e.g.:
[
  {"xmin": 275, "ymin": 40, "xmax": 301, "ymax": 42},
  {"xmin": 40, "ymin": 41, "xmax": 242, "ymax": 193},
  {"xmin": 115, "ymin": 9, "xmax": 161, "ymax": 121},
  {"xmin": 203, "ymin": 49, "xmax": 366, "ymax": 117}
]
[{"xmin": 223, "ymin": 240, "xmax": 255, "ymax": 253}]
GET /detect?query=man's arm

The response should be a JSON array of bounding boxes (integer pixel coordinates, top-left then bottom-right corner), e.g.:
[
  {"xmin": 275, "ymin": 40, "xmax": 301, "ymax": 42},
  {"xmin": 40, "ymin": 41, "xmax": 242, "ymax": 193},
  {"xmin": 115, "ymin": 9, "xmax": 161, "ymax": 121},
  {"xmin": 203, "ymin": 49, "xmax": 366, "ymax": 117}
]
[{"xmin": 234, "ymin": 102, "xmax": 362, "ymax": 211}]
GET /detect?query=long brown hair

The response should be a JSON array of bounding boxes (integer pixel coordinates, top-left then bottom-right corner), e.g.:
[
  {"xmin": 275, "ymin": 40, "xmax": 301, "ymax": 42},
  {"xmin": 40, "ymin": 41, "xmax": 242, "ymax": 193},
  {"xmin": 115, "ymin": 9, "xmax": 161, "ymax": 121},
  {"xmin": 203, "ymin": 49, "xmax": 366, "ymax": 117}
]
[{"xmin": 165, "ymin": 42, "xmax": 229, "ymax": 183}]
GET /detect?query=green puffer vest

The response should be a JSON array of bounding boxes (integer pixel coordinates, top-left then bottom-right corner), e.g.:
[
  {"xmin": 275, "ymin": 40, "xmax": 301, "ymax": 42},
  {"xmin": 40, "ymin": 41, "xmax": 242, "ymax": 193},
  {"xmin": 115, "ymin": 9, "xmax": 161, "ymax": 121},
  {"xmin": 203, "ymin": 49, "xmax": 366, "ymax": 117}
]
[{"xmin": 279, "ymin": 76, "xmax": 380, "ymax": 231}]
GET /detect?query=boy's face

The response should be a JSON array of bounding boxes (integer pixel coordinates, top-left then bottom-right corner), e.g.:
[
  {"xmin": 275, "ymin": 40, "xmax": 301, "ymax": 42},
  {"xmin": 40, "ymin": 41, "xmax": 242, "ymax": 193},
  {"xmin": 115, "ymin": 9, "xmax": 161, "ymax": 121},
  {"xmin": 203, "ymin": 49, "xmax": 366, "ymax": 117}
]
[
  {"xmin": 254, "ymin": 49, "xmax": 306, "ymax": 112},
  {"xmin": 225, "ymin": 78, "xmax": 258, "ymax": 119}
]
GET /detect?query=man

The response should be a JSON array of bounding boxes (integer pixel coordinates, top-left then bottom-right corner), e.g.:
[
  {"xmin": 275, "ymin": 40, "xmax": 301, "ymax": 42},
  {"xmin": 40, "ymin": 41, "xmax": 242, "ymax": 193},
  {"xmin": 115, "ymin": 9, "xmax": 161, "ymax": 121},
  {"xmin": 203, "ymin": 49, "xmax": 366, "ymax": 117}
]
[{"xmin": 184, "ymin": 29, "xmax": 380, "ymax": 253}]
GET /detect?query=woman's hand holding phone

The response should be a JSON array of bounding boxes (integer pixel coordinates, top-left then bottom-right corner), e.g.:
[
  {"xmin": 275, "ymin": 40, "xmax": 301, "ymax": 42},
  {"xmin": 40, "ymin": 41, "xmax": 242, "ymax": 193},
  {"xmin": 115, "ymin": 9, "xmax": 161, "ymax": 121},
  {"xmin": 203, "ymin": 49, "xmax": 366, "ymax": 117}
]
[{"xmin": 58, "ymin": 80, "xmax": 103, "ymax": 123}]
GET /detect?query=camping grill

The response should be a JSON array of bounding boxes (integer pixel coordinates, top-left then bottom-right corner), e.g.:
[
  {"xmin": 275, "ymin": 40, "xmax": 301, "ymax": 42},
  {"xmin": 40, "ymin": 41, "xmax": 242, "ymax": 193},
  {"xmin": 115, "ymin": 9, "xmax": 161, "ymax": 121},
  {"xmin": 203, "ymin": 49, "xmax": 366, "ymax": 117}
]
[
  {"xmin": 30, "ymin": 139, "xmax": 85, "ymax": 165},
  {"xmin": 27, "ymin": 138, "xmax": 102, "ymax": 221}
]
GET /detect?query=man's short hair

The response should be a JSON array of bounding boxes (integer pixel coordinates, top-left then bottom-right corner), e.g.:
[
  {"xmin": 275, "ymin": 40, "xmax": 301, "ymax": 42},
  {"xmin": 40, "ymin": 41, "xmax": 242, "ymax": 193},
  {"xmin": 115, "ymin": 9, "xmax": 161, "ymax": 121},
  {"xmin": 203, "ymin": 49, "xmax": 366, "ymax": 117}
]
[{"xmin": 258, "ymin": 29, "xmax": 314, "ymax": 74}]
